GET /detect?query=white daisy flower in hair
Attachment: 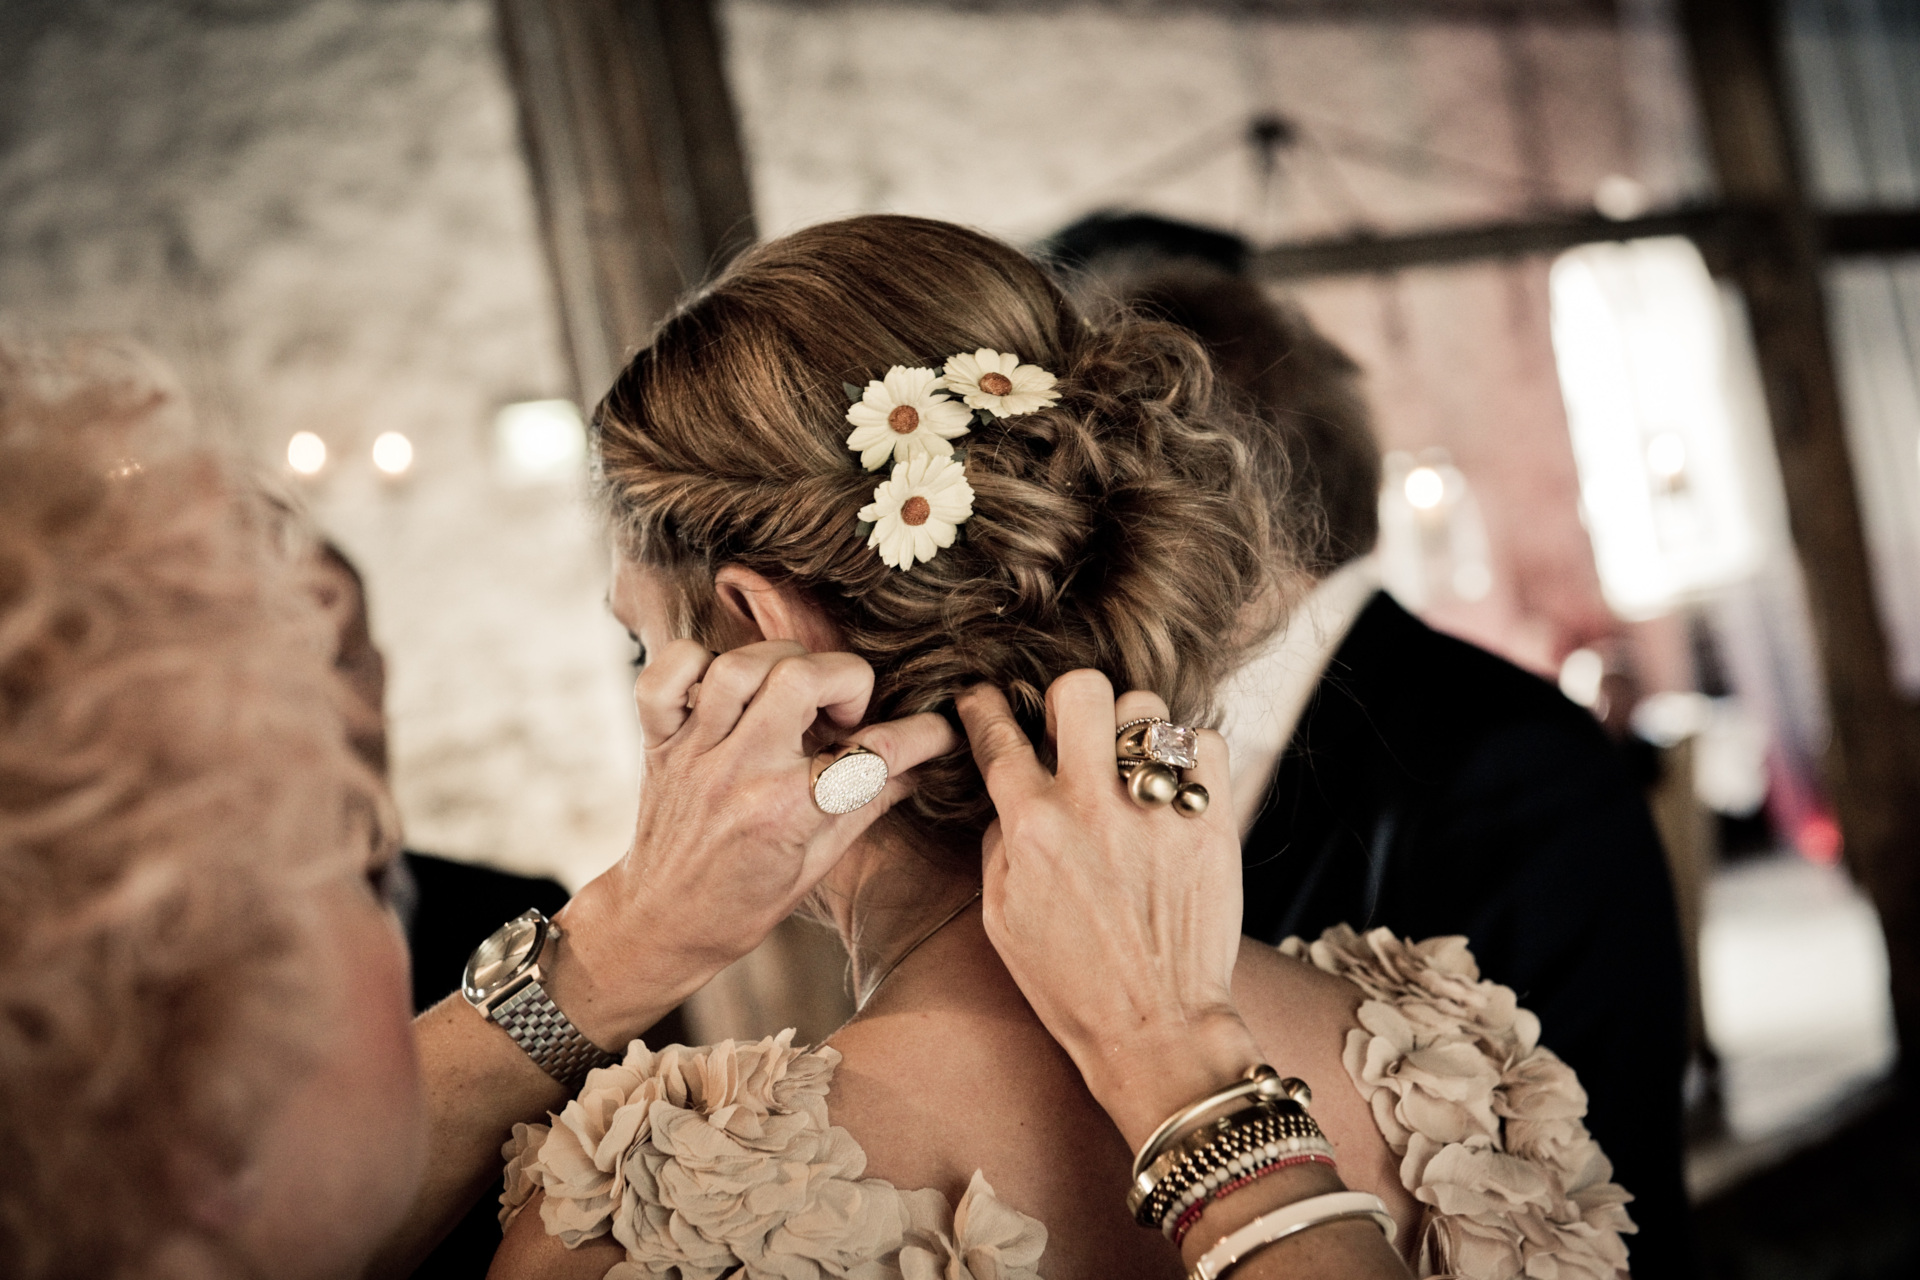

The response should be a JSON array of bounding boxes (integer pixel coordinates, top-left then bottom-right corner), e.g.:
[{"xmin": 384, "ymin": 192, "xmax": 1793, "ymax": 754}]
[
  {"xmin": 844, "ymin": 365, "xmax": 973, "ymax": 471},
  {"xmin": 941, "ymin": 348, "xmax": 1061, "ymax": 418},
  {"xmin": 859, "ymin": 454, "xmax": 976, "ymax": 571}
]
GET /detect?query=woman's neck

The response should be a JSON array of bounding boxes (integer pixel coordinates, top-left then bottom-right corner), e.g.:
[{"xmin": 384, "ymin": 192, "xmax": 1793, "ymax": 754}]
[{"xmin": 815, "ymin": 833, "xmax": 983, "ymax": 1010}]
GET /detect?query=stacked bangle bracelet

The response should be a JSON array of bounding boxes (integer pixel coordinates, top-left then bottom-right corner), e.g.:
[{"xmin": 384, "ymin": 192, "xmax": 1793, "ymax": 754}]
[
  {"xmin": 1127, "ymin": 1066, "xmax": 1336, "ymax": 1232},
  {"xmin": 1138, "ymin": 1106, "xmax": 1336, "ymax": 1232},
  {"xmin": 1166, "ymin": 1152, "xmax": 1336, "ymax": 1245},
  {"xmin": 1132, "ymin": 1065, "xmax": 1398, "ymax": 1278},
  {"xmin": 1131, "ymin": 1065, "xmax": 1312, "ymax": 1185}
]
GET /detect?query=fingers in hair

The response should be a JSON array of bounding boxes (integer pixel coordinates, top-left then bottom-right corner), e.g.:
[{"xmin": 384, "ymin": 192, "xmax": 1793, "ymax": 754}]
[
  {"xmin": 956, "ymin": 684, "xmax": 1049, "ymax": 809},
  {"xmin": 818, "ymin": 711, "xmax": 960, "ymax": 843},
  {"xmin": 1112, "ymin": 689, "xmax": 1174, "ymax": 729},
  {"xmin": 675, "ymin": 640, "xmax": 809, "ymax": 750},
  {"xmin": 733, "ymin": 650, "xmax": 876, "ymax": 752},
  {"xmin": 634, "ymin": 638, "xmax": 715, "ymax": 747},
  {"xmin": 1044, "ymin": 669, "xmax": 1119, "ymax": 785}
]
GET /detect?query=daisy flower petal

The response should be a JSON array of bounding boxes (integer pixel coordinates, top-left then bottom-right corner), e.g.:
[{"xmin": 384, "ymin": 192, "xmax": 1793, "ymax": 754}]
[
  {"xmin": 859, "ymin": 454, "xmax": 976, "ymax": 570},
  {"xmin": 844, "ymin": 365, "xmax": 972, "ymax": 470},
  {"xmin": 939, "ymin": 348, "xmax": 1061, "ymax": 419}
]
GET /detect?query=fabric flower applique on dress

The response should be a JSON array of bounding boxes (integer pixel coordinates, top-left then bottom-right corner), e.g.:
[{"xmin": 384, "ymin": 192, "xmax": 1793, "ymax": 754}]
[
  {"xmin": 845, "ymin": 366, "xmax": 975, "ymax": 471},
  {"xmin": 939, "ymin": 349, "xmax": 1061, "ymax": 419},
  {"xmin": 1280, "ymin": 925, "xmax": 1636, "ymax": 1280},
  {"xmin": 499, "ymin": 1029, "xmax": 1047, "ymax": 1280},
  {"xmin": 859, "ymin": 454, "xmax": 976, "ymax": 571}
]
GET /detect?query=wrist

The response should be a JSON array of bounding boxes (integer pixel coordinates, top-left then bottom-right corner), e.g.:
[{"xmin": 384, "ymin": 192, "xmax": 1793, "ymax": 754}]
[
  {"xmin": 544, "ymin": 875, "xmax": 706, "ymax": 1048},
  {"xmin": 1078, "ymin": 1008, "xmax": 1265, "ymax": 1151}
]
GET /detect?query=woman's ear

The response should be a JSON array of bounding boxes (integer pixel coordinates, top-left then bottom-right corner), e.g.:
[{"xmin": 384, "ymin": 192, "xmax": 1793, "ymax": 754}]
[{"xmin": 713, "ymin": 565, "xmax": 843, "ymax": 653}]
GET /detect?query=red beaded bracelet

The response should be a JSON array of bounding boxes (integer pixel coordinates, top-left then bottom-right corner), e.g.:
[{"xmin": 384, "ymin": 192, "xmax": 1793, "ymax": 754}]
[{"xmin": 1167, "ymin": 1152, "xmax": 1339, "ymax": 1246}]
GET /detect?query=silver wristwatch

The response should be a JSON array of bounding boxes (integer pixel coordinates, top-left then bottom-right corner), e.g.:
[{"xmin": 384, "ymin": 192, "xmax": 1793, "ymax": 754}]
[{"xmin": 462, "ymin": 909, "xmax": 618, "ymax": 1089}]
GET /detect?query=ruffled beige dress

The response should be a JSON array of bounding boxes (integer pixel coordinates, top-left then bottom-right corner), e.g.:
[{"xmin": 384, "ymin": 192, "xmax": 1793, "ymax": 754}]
[{"xmin": 500, "ymin": 927, "xmax": 1636, "ymax": 1280}]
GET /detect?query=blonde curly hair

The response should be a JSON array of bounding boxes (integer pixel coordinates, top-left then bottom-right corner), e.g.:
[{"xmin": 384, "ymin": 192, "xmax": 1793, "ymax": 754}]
[
  {"xmin": 596, "ymin": 215, "xmax": 1303, "ymax": 860},
  {"xmin": 0, "ymin": 341, "xmax": 396, "ymax": 1279}
]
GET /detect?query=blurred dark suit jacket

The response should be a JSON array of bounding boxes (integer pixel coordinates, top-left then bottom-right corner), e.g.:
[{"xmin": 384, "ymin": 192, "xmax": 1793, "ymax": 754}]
[
  {"xmin": 1241, "ymin": 592, "xmax": 1691, "ymax": 1279},
  {"xmin": 401, "ymin": 851, "xmax": 571, "ymax": 1279}
]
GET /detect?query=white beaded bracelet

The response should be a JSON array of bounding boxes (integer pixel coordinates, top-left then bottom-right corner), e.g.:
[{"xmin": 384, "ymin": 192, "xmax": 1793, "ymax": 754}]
[{"xmin": 1188, "ymin": 1190, "xmax": 1396, "ymax": 1280}]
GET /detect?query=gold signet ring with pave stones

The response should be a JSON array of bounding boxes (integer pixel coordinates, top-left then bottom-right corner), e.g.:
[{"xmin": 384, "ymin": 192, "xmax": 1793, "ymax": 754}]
[
  {"xmin": 1115, "ymin": 717, "xmax": 1209, "ymax": 818},
  {"xmin": 811, "ymin": 743, "xmax": 890, "ymax": 815}
]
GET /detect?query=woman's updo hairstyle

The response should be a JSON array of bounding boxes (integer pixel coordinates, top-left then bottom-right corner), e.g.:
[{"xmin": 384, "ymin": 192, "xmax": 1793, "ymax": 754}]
[{"xmin": 595, "ymin": 214, "xmax": 1299, "ymax": 857}]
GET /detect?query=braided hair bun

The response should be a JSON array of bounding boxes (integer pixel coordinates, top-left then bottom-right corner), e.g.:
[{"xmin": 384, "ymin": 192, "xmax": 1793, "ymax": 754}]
[{"xmin": 595, "ymin": 215, "xmax": 1300, "ymax": 856}]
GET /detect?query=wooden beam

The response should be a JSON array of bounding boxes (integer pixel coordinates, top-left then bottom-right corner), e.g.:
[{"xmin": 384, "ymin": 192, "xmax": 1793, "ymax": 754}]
[
  {"xmin": 762, "ymin": 0, "xmax": 1618, "ymax": 23},
  {"xmin": 1675, "ymin": 0, "xmax": 1920, "ymax": 1080},
  {"xmin": 1245, "ymin": 206, "xmax": 1920, "ymax": 282},
  {"xmin": 494, "ymin": 0, "xmax": 755, "ymax": 405},
  {"xmin": 1824, "ymin": 209, "xmax": 1920, "ymax": 257},
  {"xmin": 1248, "ymin": 207, "xmax": 1738, "ymax": 279}
]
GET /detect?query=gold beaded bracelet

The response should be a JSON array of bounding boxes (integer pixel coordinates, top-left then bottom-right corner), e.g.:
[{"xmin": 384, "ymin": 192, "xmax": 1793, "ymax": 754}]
[
  {"xmin": 1136, "ymin": 1106, "xmax": 1336, "ymax": 1228},
  {"xmin": 1130, "ymin": 1065, "xmax": 1310, "ymax": 1186},
  {"xmin": 1128, "ymin": 1066, "xmax": 1327, "ymax": 1225}
]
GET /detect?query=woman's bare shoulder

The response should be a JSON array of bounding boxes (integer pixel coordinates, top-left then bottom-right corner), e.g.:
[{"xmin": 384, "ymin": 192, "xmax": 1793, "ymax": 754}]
[
  {"xmin": 824, "ymin": 935, "xmax": 1126, "ymax": 1203},
  {"xmin": 1232, "ymin": 935, "xmax": 1368, "ymax": 1045}
]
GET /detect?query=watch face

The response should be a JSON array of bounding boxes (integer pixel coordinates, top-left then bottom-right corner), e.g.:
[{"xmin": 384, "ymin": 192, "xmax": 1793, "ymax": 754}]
[{"xmin": 465, "ymin": 914, "xmax": 542, "ymax": 1000}]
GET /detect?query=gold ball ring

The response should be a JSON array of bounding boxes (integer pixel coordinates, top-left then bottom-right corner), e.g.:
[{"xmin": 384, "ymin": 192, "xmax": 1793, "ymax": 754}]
[{"xmin": 1115, "ymin": 717, "xmax": 1207, "ymax": 818}]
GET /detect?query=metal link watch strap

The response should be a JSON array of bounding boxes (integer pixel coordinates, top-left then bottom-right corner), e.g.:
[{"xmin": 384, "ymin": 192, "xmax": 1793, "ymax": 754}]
[{"xmin": 492, "ymin": 980, "xmax": 619, "ymax": 1089}]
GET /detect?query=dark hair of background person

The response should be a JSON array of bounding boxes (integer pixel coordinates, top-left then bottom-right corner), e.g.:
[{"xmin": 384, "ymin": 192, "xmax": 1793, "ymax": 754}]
[
  {"xmin": 1046, "ymin": 211, "xmax": 1381, "ymax": 578},
  {"xmin": 593, "ymin": 213, "xmax": 1304, "ymax": 865}
]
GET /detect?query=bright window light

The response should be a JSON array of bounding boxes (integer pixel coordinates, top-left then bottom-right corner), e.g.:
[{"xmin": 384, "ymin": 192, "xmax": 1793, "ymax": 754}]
[
  {"xmin": 371, "ymin": 431, "xmax": 414, "ymax": 476},
  {"xmin": 1549, "ymin": 237, "xmax": 1761, "ymax": 620},
  {"xmin": 495, "ymin": 399, "xmax": 586, "ymax": 483},
  {"xmin": 287, "ymin": 431, "xmax": 327, "ymax": 475},
  {"xmin": 1646, "ymin": 431, "xmax": 1688, "ymax": 481}
]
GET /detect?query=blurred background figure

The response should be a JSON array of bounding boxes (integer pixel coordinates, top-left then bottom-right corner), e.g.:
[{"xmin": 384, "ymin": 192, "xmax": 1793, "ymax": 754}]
[
  {"xmin": 311, "ymin": 541, "xmax": 569, "ymax": 1015},
  {"xmin": 0, "ymin": 341, "xmax": 429, "ymax": 1280},
  {"xmin": 4, "ymin": 1, "xmax": 1918, "ymax": 1276},
  {"xmin": 310, "ymin": 541, "xmax": 570, "ymax": 1278},
  {"xmin": 1050, "ymin": 211, "xmax": 1690, "ymax": 1278}
]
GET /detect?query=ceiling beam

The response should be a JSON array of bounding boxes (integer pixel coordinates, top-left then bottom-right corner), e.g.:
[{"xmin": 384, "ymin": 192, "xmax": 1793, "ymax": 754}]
[
  {"xmin": 1246, "ymin": 206, "xmax": 1920, "ymax": 281},
  {"xmin": 754, "ymin": 0, "xmax": 1616, "ymax": 23}
]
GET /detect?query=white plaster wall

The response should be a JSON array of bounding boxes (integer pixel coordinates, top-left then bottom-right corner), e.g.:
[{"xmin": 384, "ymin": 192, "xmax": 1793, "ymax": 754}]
[
  {"xmin": 723, "ymin": 3, "xmax": 1691, "ymax": 244},
  {"xmin": 0, "ymin": 0, "xmax": 640, "ymax": 886}
]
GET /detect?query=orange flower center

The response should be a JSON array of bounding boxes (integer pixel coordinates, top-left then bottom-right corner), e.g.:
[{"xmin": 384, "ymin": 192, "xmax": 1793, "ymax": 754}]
[
  {"xmin": 979, "ymin": 372, "xmax": 1014, "ymax": 396},
  {"xmin": 887, "ymin": 405, "xmax": 920, "ymax": 434},
  {"xmin": 900, "ymin": 496, "xmax": 932, "ymax": 526}
]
